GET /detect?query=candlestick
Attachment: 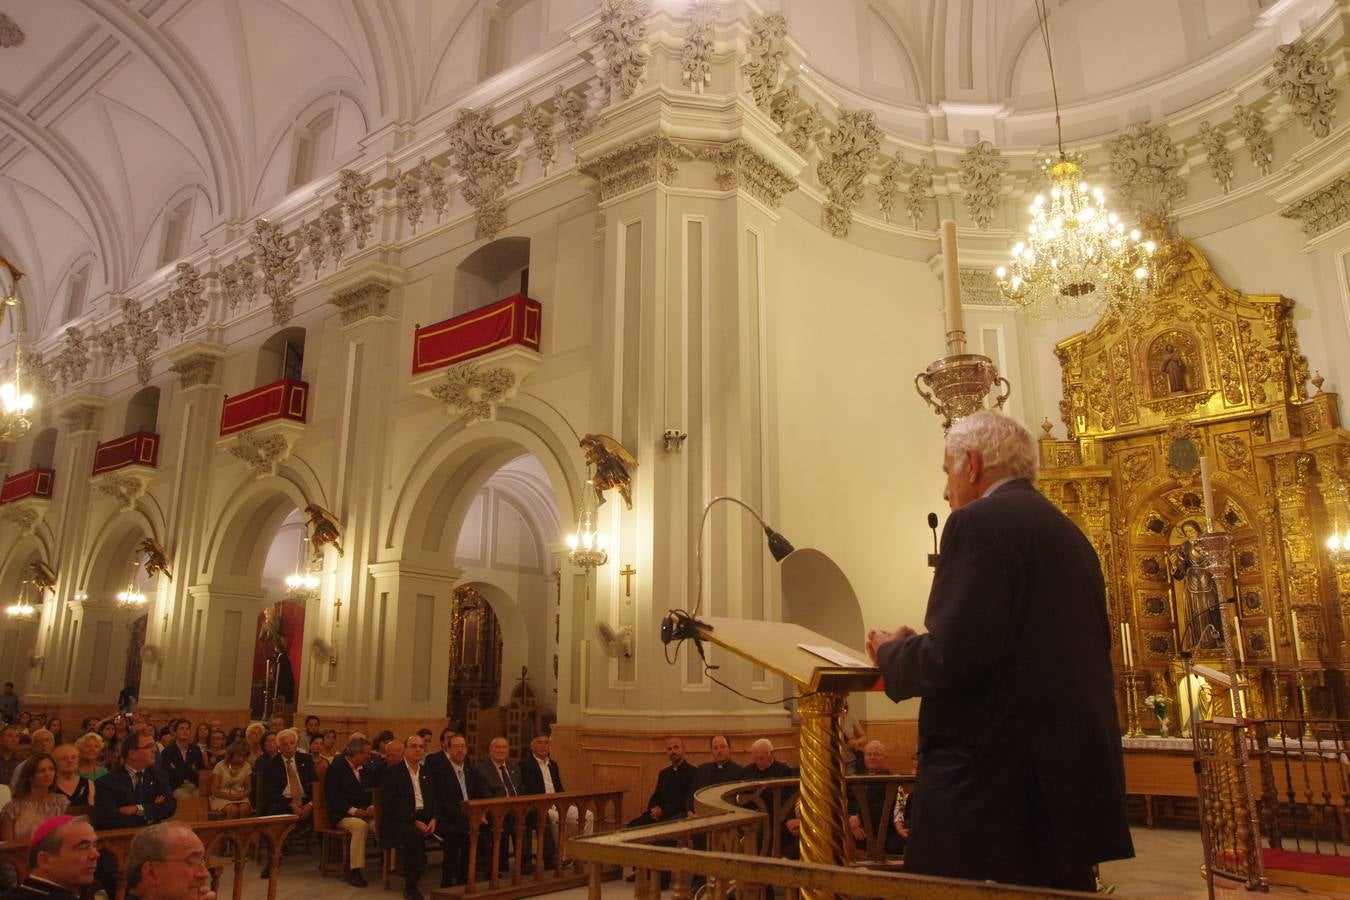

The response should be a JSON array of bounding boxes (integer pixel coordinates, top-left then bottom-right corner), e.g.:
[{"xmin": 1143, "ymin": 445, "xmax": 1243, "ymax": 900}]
[
  {"xmin": 1199, "ymin": 456, "xmax": 1216, "ymax": 531},
  {"xmin": 940, "ymin": 219, "xmax": 965, "ymax": 354}
]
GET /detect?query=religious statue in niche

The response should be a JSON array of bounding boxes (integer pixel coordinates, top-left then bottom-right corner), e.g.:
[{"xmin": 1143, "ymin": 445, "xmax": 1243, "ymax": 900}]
[
  {"xmin": 1147, "ymin": 331, "xmax": 1200, "ymax": 398},
  {"xmin": 1169, "ymin": 520, "xmax": 1224, "ymax": 651}
]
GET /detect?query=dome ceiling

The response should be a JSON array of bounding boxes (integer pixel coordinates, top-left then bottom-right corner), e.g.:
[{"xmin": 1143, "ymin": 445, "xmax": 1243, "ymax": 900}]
[{"xmin": 0, "ymin": 0, "xmax": 1333, "ymax": 335}]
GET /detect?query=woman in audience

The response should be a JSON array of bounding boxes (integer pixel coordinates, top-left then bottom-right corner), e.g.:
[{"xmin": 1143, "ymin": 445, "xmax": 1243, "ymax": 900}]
[
  {"xmin": 244, "ymin": 722, "xmax": 265, "ymax": 763},
  {"xmin": 321, "ymin": 729, "xmax": 338, "ymax": 762},
  {"xmin": 259, "ymin": 732, "xmax": 279, "ymax": 761},
  {"xmin": 308, "ymin": 737, "xmax": 329, "ymax": 780},
  {"xmin": 14, "ymin": 712, "xmax": 30, "ymax": 732},
  {"xmin": 80, "ymin": 716, "xmax": 99, "ymax": 734},
  {"xmin": 210, "ymin": 741, "xmax": 253, "ymax": 819},
  {"xmin": 50, "ymin": 744, "xmax": 95, "ymax": 807},
  {"xmin": 97, "ymin": 720, "xmax": 119, "ymax": 765},
  {"xmin": 205, "ymin": 728, "xmax": 229, "ymax": 768},
  {"xmin": 0, "ymin": 752, "xmax": 68, "ymax": 840},
  {"xmin": 46, "ymin": 717, "xmax": 64, "ymax": 746},
  {"xmin": 194, "ymin": 721, "xmax": 212, "ymax": 754},
  {"xmin": 75, "ymin": 732, "xmax": 108, "ymax": 781}
]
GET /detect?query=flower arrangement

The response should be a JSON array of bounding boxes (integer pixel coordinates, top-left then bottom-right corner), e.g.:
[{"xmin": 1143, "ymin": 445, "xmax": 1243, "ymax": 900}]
[{"xmin": 1144, "ymin": 694, "xmax": 1172, "ymax": 719}]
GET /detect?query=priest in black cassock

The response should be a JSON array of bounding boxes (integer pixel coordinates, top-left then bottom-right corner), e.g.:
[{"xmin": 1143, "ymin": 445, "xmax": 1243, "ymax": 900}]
[{"xmin": 867, "ymin": 410, "xmax": 1132, "ymax": 892}]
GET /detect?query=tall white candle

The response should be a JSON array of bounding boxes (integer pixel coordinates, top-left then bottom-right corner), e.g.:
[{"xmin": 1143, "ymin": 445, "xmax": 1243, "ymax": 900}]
[
  {"xmin": 1199, "ymin": 456, "xmax": 1216, "ymax": 531},
  {"xmin": 1120, "ymin": 622, "xmax": 1130, "ymax": 667},
  {"xmin": 940, "ymin": 219, "xmax": 965, "ymax": 352},
  {"xmin": 1293, "ymin": 616, "xmax": 1303, "ymax": 662},
  {"xmin": 1233, "ymin": 616, "xmax": 1246, "ymax": 664},
  {"xmin": 1267, "ymin": 618, "xmax": 1277, "ymax": 662}
]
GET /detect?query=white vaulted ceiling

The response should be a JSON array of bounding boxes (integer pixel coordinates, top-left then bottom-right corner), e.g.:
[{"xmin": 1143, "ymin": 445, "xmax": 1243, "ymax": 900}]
[{"xmin": 0, "ymin": 0, "xmax": 1335, "ymax": 337}]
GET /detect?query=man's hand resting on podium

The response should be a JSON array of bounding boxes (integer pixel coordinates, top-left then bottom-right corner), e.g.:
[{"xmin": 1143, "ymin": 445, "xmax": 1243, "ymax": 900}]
[{"xmin": 866, "ymin": 625, "xmax": 916, "ymax": 663}]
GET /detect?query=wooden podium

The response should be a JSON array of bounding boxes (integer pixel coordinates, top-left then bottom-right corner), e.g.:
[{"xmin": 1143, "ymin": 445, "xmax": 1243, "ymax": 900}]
[{"xmin": 691, "ymin": 615, "xmax": 878, "ymax": 887}]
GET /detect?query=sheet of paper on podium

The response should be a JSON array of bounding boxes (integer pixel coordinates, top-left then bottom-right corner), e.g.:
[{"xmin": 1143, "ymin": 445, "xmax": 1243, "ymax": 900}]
[{"xmin": 693, "ymin": 547, "xmax": 878, "ymax": 694}]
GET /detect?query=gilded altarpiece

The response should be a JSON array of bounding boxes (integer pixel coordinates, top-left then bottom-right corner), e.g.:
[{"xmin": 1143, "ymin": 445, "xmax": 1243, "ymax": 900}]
[{"xmin": 1040, "ymin": 228, "xmax": 1350, "ymax": 731}]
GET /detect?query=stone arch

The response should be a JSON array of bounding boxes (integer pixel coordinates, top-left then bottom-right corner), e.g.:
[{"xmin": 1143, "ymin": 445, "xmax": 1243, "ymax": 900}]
[
  {"xmin": 384, "ymin": 401, "xmax": 580, "ymax": 564},
  {"xmin": 79, "ymin": 506, "xmax": 164, "ymax": 599},
  {"xmin": 200, "ymin": 468, "xmax": 325, "ymax": 584}
]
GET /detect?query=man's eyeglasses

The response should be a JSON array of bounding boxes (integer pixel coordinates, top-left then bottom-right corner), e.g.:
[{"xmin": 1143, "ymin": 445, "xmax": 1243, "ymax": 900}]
[{"xmin": 157, "ymin": 853, "xmax": 208, "ymax": 868}]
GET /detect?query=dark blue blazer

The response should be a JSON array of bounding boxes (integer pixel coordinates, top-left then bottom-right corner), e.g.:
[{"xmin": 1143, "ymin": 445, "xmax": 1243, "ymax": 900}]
[
  {"xmin": 876, "ymin": 479, "xmax": 1133, "ymax": 885},
  {"xmin": 93, "ymin": 765, "xmax": 177, "ymax": 829}
]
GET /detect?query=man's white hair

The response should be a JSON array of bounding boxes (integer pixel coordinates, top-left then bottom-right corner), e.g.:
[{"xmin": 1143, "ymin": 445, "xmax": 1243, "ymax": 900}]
[
  {"xmin": 750, "ymin": 738, "xmax": 774, "ymax": 753},
  {"xmin": 946, "ymin": 410, "xmax": 1038, "ymax": 481}
]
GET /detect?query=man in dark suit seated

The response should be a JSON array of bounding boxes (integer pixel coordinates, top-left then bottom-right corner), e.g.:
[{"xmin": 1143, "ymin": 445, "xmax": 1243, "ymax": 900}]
[
  {"xmin": 324, "ymin": 736, "xmax": 374, "ymax": 887},
  {"xmin": 626, "ymin": 736, "xmax": 695, "ymax": 828},
  {"xmin": 422, "ymin": 728, "xmax": 455, "ymax": 774},
  {"xmin": 868, "ymin": 410, "xmax": 1133, "ymax": 892},
  {"xmin": 92, "ymin": 731, "xmax": 177, "ymax": 898},
  {"xmin": 428, "ymin": 733, "xmax": 471, "ymax": 889},
  {"xmin": 158, "ymin": 720, "xmax": 206, "ymax": 799},
  {"xmin": 380, "ymin": 736, "xmax": 438, "ymax": 900},
  {"xmin": 518, "ymin": 733, "xmax": 592, "ymax": 867},
  {"xmin": 469, "ymin": 736, "xmax": 523, "ymax": 874},
  {"xmin": 742, "ymin": 739, "xmax": 796, "ymax": 780},
  {"xmin": 257, "ymin": 727, "xmax": 317, "ymax": 879},
  {"xmin": 847, "ymin": 740, "xmax": 902, "ymax": 857},
  {"xmin": 687, "ymin": 735, "xmax": 743, "ymax": 814}
]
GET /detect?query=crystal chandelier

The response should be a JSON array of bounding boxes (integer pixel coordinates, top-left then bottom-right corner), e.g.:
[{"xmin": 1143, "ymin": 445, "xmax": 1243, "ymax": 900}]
[
  {"xmin": 0, "ymin": 258, "xmax": 35, "ymax": 442},
  {"xmin": 116, "ymin": 587, "xmax": 147, "ymax": 611},
  {"xmin": 566, "ymin": 477, "xmax": 609, "ymax": 568},
  {"xmin": 995, "ymin": 1, "xmax": 1153, "ymax": 319}
]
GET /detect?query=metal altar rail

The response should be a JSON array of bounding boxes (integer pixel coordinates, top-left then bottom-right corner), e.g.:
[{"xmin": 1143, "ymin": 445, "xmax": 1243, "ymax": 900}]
[
  {"xmin": 1196, "ymin": 718, "xmax": 1350, "ymax": 888},
  {"xmin": 566, "ymin": 776, "xmax": 1085, "ymax": 899}
]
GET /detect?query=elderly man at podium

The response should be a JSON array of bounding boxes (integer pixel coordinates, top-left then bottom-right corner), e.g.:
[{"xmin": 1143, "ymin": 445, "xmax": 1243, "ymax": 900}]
[{"xmin": 866, "ymin": 410, "xmax": 1132, "ymax": 892}]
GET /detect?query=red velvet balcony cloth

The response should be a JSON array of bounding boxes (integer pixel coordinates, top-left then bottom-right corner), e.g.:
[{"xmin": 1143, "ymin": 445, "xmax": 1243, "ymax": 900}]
[
  {"xmin": 220, "ymin": 379, "xmax": 308, "ymax": 436},
  {"xmin": 412, "ymin": 294, "xmax": 541, "ymax": 374},
  {"xmin": 0, "ymin": 467, "xmax": 54, "ymax": 503},
  {"xmin": 92, "ymin": 431, "xmax": 160, "ymax": 474}
]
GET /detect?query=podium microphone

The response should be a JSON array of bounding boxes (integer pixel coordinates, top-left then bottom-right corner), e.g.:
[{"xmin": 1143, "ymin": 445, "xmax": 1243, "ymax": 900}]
[{"xmin": 927, "ymin": 512, "xmax": 940, "ymax": 568}]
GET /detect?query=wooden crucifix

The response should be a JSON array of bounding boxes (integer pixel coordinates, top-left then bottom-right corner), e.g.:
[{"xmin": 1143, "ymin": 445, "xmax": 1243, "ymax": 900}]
[{"xmin": 619, "ymin": 564, "xmax": 636, "ymax": 597}]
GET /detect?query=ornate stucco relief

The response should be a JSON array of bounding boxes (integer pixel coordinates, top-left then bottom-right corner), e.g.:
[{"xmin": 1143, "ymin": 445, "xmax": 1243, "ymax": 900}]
[
  {"xmin": 446, "ymin": 108, "xmax": 519, "ymax": 240},
  {"xmin": 697, "ymin": 140, "xmax": 798, "ymax": 207},
  {"xmin": 1265, "ymin": 38, "xmax": 1338, "ymax": 138},
  {"xmin": 1107, "ymin": 121, "xmax": 1185, "ymax": 220},
  {"xmin": 431, "ymin": 364, "xmax": 517, "ymax": 424},
  {"xmin": 596, "ymin": 0, "xmax": 651, "ymax": 105},
  {"xmin": 579, "ymin": 135, "xmax": 694, "ymax": 202},
  {"xmin": 817, "ymin": 108, "xmax": 882, "ymax": 237},
  {"xmin": 741, "ymin": 13, "xmax": 787, "ymax": 111},
  {"xmin": 1280, "ymin": 173, "xmax": 1350, "ymax": 237},
  {"xmin": 958, "ymin": 141, "xmax": 1006, "ymax": 230}
]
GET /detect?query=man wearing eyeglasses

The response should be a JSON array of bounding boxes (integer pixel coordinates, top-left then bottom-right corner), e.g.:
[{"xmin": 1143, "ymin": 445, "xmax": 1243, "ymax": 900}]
[
  {"xmin": 4, "ymin": 814, "xmax": 100, "ymax": 898},
  {"xmin": 124, "ymin": 822, "xmax": 215, "ymax": 900},
  {"xmin": 94, "ymin": 733, "xmax": 177, "ymax": 829}
]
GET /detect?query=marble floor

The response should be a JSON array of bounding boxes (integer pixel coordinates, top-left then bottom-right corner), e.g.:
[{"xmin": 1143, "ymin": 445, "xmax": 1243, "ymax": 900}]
[{"xmin": 224, "ymin": 828, "xmax": 1343, "ymax": 898}]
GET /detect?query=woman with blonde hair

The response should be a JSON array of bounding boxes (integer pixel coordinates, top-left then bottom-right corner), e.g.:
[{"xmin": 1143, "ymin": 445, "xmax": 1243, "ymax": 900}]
[
  {"xmin": 74, "ymin": 732, "xmax": 108, "ymax": 781},
  {"xmin": 51, "ymin": 744, "xmax": 96, "ymax": 807},
  {"xmin": 210, "ymin": 741, "xmax": 253, "ymax": 819}
]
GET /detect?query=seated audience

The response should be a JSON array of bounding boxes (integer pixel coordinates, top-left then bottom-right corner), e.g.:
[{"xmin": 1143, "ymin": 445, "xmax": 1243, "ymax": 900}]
[
  {"xmin": 209, "ymin": 741, "xmax": 252, "ymax": 819},
  {"xmin": 380, "ymin": 737, "xmax": 437, "ymax": 900},
  {"xmin": 308, "ymin": 738, "xmax": 329, "ymax": 780},
  {"xmin": 687, "ymin": 736, "xmax": 743, "ymax": 814},
  {"xmin": 243, "ymin": 723, "xmax": 265, "ymax": 763},
  {"xmin": 93, "ymin": 733, "xmax": 176, "ymax": 829},
  {"xmin": 50, "ymin": 745, "xmax": 95, "ymax": 807},
  {"xmin": 0, "ymin": 814, "xmax": 100, "ymax": 899},
  {"xmin": 520, "ymin": 732, "xmax": 593, "ymax": 865},
  {"xmin": 627, "ymin": 736, "xmax": 695, "ymax": 827},
  {"xmin": 10, "ymin": 730, "xmax": 55, "ymax": 788},
  {"xmin": 257, "ymin": 728, "xmax": 316, "ymax": 879},
  {"xmin": 323, "ymin": 737, "xmax": 374, "ymax": 887},
  {"xmin": 743, "ymin": 739, "xmax": 796, "ymax": 779},
  {"xmin": 470, "ymin": 736, "xmax": 524, "ymax": 873},
  {"xmin": 204, "ymin": 729, "xmax": 228, "ymax": 770},
  {"xmin": 1, "ymin": 754, "xmax": 68, "ymax": 841},
  {"xmin": 192, "ymin": 722, "xmax": 211, "ymax": 757},
  {"xmin": 74, "ymin": 733, "xmax": 107, "ymax": 781},
  {"xmin": 124, "ymin": 821, "xmax": 214, "ymax": 900},
  {"xmin": 0, "ymin": 727, "xmax": 22, "ymax": 785},
  {"xmin": 848, "ymin": 740, "xmax": 903, "ymax": 857},
  {"xmin": 320, "ymin": 730, "xmax": 338, "ymax": 763},
  {"xmin": 429, "ymin": 732, "xmax": 471, "ymax": 888},
  {"xmin": 258, "ymin": 732, "xmax": 278, "ymax": 764},
  {"xmin": 45, "ymin": 720, "xmax": 64, "ymax": 748},
  {"xmin": 303, "ymin": 716, "xmax": 323, "ymax": 750},
  {"xmin": 159, "ymin": 721, "xmax": 206, "ymax": 798},
  {"xmin": 268, "ymin": 715, "xmax": 288, "ymax": 735}
]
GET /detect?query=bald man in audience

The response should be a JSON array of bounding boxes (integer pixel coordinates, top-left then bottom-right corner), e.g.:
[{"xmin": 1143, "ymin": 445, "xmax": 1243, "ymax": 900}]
[
  {"xmin": 742, "ymin": 739, "xmax": 796, "ymax": 780},
  {"xmin": 687, "ymin": 736, "xmax": 742, "ymax": 814},
  {"xmin": 627, "ymin": 737, "xmax": 695, "ymax": 828}
]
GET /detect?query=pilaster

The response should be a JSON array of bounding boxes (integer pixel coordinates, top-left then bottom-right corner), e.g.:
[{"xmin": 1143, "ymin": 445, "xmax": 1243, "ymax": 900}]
[{"xmin": 365, "ymin": 561, "xmax": 463, "ymax": 719}]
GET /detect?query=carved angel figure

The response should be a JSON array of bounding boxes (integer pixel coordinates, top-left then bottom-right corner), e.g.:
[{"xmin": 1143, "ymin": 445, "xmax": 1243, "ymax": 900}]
[
  {"xmin": 304, "ymin": 504, "xmax": 345, "ymax": 559},
  {"xmin": 136, "ymin": 537, "xmax": 173, "ymax": 581},
  {"xmin": 580, "ymin": 433, "xmax": 637, "ymax": 509},
  {"xmin": 24, "ymin": 560, "xmax": 57, "ymax": 596}
]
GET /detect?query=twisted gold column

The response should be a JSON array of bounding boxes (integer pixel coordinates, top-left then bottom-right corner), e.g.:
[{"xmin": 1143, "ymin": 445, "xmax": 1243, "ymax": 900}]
[{"xmin": 795, "ymin": 689, "xmax": 850, "ymax": 891}]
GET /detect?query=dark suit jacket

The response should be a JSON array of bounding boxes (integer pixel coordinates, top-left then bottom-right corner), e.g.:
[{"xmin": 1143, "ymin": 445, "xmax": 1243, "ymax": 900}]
[
  {"xmin": 644, "ymin": 762, "xmax": 695, "ymax": 817},
  {"xmin": 470, "ymin": 759, "xmax": 524, "ymax": 798},
  {"xmin": 159, "ymin": 741, "xmax": 205, "ymax": 791},
  {"xmin": 742, "ymin": 759, "xmax": 796, "ymax": 780},
  {"xmin": 93, "ymin": 765, "xmax": 177, "ymax": 829},
  {"xmin": 258, "ymin": 752, "xmax": 318, "ymax": 813},
  {"xmin": 0, "ymin": 876, "xmax": 82, "ymax": 898},
  {"xmin": 431, "ymin": 762, "xmax": 471, "ymax": 836},
  {"xmin": 518, "ymin": 756, "xmax": 564, "ymax": 795},
  {"xmin": 687, "ymin": 760, "xmax": 743, "ymax": 812},
  {"xmin": 876, "ymin": 479, "xmax": 1133, "ymax": 885},
  {"xmin": 323, "ymin": 755, "xmax": 371, "ymax": 827},
  {"xmin": 379, "ymin": 762, "xmax": 438, "ymax": 846}
]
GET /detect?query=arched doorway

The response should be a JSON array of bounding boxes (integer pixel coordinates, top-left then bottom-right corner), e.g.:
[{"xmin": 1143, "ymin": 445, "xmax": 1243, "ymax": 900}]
[{"xmin": 249, "ymin": 508, "xmax": 309, "ymax": 720}]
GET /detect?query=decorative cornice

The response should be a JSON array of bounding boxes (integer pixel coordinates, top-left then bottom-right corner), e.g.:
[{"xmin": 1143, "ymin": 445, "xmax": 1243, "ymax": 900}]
[
  {"xmin": 58, "ymin": 402, "xmax": 101, "ymax": 433},
  {"xmin": 579, "ymin": 135, "xmax": 694, "ymax": 202},
  {"xmin": 1280, "ymin": 172, "xmax": 1350, "ymax": 237},
  {"xmin": 957, "ymin": 267, "xmax": 1011, "ymax": 309},
  {"xmin": 169, "ymin": 353, "xmax": 219, "ymax": 389},
  {"xmin": 329, "ymin": 277, "xmax": 393, "ymax": 326},
  {"xmin": 696, "ymin": 140, "xmax": 798, "ymax": 208}
]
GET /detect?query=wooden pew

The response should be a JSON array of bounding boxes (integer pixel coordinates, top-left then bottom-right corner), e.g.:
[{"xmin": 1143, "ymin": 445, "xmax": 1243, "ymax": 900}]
[{"xmin": 0, "ymin": 814, "xmax": 298, "ymax": 900}]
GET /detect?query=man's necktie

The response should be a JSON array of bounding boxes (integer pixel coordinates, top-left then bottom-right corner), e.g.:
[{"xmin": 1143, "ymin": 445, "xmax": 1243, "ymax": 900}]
[
  {"xmin": 132, "ymin": 771, "xmax": 142, "ymax": 801},
  {"xmin": 500, "ymin": 765, "xmax": 516, "ymax": 796},
  {"xmin": 285, "ymin": 756, "xmax": 303, "ymax": 812},
  {"xmin": 456, "ymin": 767, "xmax": 467, "ymax": 798}
]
